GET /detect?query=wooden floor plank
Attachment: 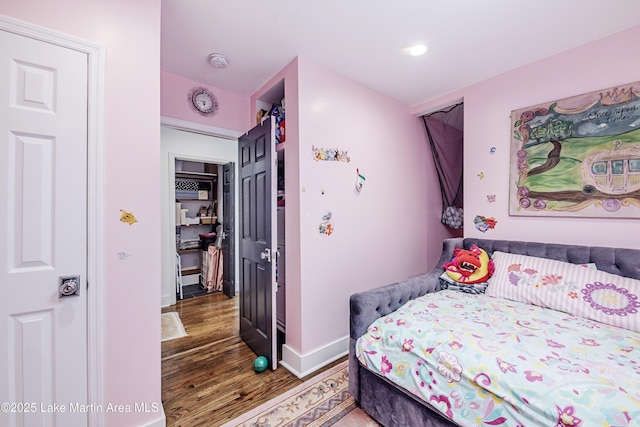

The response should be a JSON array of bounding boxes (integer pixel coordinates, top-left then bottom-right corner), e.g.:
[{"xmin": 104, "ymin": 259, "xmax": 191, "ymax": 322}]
[{"xmin": 161, "ymin": 292, "xmax": 346, "ymax": 427}]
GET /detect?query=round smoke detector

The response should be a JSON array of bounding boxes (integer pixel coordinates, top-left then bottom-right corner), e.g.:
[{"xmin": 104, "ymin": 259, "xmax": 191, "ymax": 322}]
[{"xmin": 208, "ymin": 53, "xmax": 230, "ymax": 69}]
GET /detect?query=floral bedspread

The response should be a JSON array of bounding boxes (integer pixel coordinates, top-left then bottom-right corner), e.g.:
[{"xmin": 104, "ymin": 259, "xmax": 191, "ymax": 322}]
[{"xmin": 355, "ymin": 290, "xmax": 640, "ymax": 426}]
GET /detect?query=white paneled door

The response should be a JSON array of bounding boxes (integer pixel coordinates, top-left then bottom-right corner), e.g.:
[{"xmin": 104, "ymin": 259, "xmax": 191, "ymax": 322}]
[{"xmin": 0, "ymin": 29, "xmax": 88, "ymax": 426}]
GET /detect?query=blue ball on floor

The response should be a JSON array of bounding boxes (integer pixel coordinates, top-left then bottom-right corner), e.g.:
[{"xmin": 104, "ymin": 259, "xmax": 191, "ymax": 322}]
[{"xmin": 254, "ymin": 356, "xmax": 268, "ymax": 373}]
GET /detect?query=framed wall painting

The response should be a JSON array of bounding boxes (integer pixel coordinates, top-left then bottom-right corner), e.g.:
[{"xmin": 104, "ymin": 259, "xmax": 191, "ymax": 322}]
[{"xmin": 509, "ymin": 81, "xmax": 640, "ymax": 218}]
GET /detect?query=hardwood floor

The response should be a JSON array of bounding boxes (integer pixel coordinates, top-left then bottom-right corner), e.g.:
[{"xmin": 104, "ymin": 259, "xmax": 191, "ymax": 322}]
[{"xmin": 161, "ymin": 292, "xmax": 346, "ymax": 427}]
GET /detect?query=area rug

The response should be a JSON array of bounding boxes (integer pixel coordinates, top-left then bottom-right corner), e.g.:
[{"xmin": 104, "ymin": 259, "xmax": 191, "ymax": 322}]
[
  {"xmin": 161, "ymin": 312, "xmax": 187, "ymax": 342},
  {"xmin": 221, "ymin": 360, "xmax": 377, "ymax": 427}
]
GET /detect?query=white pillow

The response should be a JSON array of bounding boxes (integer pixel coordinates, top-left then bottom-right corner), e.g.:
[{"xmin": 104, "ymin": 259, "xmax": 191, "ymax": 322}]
[{"xmin": 487, "ymin": 251, "xmax": 640, "ymax": 332}]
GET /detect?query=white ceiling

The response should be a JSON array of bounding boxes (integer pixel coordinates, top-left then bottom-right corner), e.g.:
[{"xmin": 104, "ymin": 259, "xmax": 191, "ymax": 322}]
[{"xmin": 161, "ymin": 1, "xmax": 640, "ymax": 108}]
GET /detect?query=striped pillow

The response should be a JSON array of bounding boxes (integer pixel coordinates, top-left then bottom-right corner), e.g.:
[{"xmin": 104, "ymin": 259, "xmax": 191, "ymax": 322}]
[{"xmin": 486, "ymin": 251, "xmax": 640, "ymax": 332}]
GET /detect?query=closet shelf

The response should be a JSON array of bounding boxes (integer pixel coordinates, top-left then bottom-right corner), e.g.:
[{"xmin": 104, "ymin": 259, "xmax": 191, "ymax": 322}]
[
  {"xmin": 175, "ymin": 171, "xmax": 217, "ymax": 180},
  {"xmin": 180, "ymin": 267, "xmax": 200, "ymax": 276},
  {"xmin": 178, "ymin": 249, "xmax": 200, "ymax": 254}
]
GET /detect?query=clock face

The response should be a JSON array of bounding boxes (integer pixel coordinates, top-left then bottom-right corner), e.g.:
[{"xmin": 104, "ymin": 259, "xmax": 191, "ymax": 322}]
[{"xmin": 189, "ymin": 87, "xmax": 218, "ymax": 116}]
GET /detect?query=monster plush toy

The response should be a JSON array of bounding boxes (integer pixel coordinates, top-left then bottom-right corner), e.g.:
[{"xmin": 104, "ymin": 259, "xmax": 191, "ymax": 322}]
[{"xmin": 442, "ymin": 244, "xmax": 494, "ymax": 284}]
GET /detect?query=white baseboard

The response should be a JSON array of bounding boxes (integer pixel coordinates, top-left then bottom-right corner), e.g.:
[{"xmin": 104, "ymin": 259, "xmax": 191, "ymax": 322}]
[
  {"xmin": 161, "ymin": 293, "xmax": 173, "ymax": 308},
  {"xmin": 138, "ymin": 407, "xmax": 165, "ymax": 427},
  {"xmin": 279, "ymin": 336, "xmax": 348, "ymax": 378}
]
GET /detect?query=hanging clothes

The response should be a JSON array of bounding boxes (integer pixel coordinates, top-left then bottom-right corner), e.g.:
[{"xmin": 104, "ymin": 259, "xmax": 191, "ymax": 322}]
[{"xmin": 205, "ymin": 246, "xmax": 223, "ymax": 293}]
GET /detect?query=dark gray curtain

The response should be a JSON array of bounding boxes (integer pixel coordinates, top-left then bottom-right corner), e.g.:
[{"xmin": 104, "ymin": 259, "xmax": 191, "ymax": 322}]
[{"xmin": 422, "ymin": 102, "xmax": 464, "ymax": 230}]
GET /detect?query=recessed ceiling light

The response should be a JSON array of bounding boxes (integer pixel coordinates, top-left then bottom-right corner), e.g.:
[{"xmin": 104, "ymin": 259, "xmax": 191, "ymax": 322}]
[
  {"xmin": 408, "ymin": 44, "xmax": 427, "ymax": 56},
  {"xmin": 208, "ymin": 53, "xmax": 230, "ymax": 68}
]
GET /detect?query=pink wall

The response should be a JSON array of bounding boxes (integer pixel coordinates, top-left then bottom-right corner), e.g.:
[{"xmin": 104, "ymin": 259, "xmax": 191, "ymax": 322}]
[
  {"xmin": 161, "ymin": 71, "xmax": 250, "ymax": 133},
  {"xmin": 414, "ymin": 25, "xmax": 640, "ymax": 250},
  {"xmin": 0, "ymin": 2, "xmax": 163, "ymax": 426},
  {"xmin": 248, "ymin": 56, "xmax": 448, "ymax": 368},
  {"xmin": 293, "ymin": 57, "xmax": 447, "ymax": 355}
]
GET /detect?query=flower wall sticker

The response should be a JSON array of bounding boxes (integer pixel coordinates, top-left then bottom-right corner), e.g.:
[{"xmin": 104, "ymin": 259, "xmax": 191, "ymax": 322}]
[{"xmin": 312, "ymin": 146, "xmax": 351, "ymax": 162}]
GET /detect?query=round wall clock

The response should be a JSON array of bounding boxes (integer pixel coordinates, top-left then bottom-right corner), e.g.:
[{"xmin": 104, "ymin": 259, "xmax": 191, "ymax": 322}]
[{"xmin": 188, "ymin": 87, "xmax": 219, "ymax": 116}]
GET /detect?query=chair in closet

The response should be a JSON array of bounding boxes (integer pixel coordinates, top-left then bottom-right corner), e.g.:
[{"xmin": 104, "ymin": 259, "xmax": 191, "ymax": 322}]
[{"xmin": 175, "ymin": 252, "xmax": 184, "ymax": 300}]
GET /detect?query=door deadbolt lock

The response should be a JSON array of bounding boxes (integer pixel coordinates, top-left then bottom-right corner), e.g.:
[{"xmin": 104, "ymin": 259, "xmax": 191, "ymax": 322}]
[{"xmin": 59, "ymin": 275, "xmax": 81, "ymax": 298}]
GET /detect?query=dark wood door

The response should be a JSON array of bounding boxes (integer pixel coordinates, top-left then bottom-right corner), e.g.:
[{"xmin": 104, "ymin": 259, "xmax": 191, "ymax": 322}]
[
  {"xmin": 238, "ymin": 118, "xmax": 277, "ymax": 369},
  {"xmin": 222, "ymin": 162, "xmax": 235, "ymax": 298}
]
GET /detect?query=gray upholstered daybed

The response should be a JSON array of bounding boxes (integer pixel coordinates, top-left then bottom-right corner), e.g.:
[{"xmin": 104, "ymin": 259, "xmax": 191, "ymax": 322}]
[{"xmin": 349, "ymin": 237, "xmax": 640, "ymax": 426}]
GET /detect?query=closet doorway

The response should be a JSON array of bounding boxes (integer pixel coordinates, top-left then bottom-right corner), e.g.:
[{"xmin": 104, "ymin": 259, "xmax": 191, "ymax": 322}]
[
  {"xmin": 161, "ymin": 120, "xmax": 287, "ymax": 370},
  {"xmin": 174, "ymin": 159, "xmax": 230, "ymax": 300},
  {"xmin": 160, "ymin": 125, "xmax": 240, "ymax": 308}
]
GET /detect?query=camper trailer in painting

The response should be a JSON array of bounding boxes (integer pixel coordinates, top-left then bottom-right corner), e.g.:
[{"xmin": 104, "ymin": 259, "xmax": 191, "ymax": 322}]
[{"xmin": 581, "ymin": 143, "xmax": 640, "ymax": 195}]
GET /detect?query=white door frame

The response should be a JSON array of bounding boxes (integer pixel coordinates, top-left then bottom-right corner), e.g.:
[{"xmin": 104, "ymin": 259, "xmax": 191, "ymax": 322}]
[
  {"xmin": 167, "ymin": 151, "xmax": 231, "ymax": 306},
  {"xmin": 160, "ymin": 116, "xmax": 242, "ymax": 307},
  {"xmin": 0, "ymin": 15, "xmax": 106, "ymax": 427}
]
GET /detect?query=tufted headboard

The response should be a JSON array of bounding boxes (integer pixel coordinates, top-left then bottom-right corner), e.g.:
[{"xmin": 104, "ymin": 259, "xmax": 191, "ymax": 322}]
[{"xmin": 461, "ymin": 238, "xmax": 640, "ymax": 280}]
